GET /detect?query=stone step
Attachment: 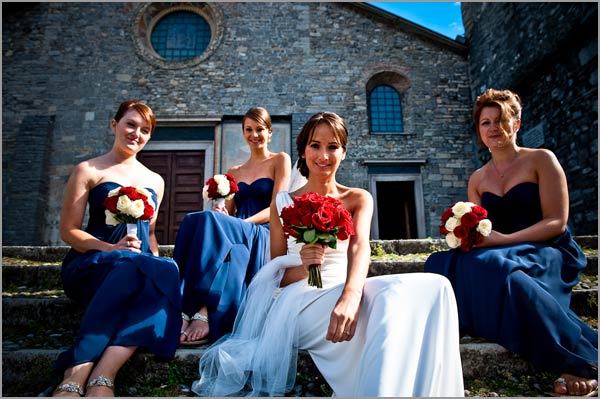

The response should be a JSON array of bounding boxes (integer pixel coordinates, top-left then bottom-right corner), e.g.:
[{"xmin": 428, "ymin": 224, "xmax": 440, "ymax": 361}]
[
  {"xmin": 2, "ymin": 235, "xmax": 596, "ymax": 261},
  {"xmin": 3, "ymin": 286, "xmax": 597, "ymax": 331},
  {"xmin": 2, "ymin": 341, "xmax": 533, "ymax": 397},
  {"xmin": 3, "ymin": 254, "xmax": 597, "ymax": 291}
]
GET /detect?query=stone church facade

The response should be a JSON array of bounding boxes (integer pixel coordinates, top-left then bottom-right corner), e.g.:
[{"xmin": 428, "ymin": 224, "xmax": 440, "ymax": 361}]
[{"xmin": 2, "ymin": 2, "xmax": 597, "ymax": 246}]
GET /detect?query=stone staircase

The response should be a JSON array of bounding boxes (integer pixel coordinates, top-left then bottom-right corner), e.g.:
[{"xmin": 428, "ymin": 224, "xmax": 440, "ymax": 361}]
[{"xmin": 2, "ymin": 237, "xmax": 598, "ymax": 397}]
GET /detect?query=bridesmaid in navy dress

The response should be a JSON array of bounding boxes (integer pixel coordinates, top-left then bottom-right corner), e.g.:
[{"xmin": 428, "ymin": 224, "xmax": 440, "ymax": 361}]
[
  {"xmin": 175, "ymin": 107, "xmax": 291, "ymax": 344},
  {"xmin": 54, "ymin": 100, "xmax": 181, "ymax": 397},
  {"xmin": 425, "ymin": 89, "xmax": 598, "ymax": 396}
]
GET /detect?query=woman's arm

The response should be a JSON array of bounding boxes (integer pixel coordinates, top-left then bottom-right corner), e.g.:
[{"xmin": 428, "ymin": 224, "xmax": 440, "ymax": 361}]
[
  {"xmin": 327, "ymin": 188, "xmax": 374, "ymax": 343},
  {"xmin": 244, "ymin": 152, "xmax": 292, "ymax": 225},
  {"xmin": 59, "ymin": 163, "xmax": 116, "ymax": 253}
]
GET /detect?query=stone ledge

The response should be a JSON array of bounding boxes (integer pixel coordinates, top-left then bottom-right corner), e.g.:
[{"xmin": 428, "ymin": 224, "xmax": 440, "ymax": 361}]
[{"xmin": 2, "ymin": 341, "xmax": 532, "ymax": 397}]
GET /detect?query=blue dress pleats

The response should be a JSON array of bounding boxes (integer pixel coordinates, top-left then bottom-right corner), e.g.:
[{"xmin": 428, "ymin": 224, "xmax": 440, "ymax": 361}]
[
  {"xmin": 56, "ymin": 182, "xmax": 182, "ymax": 373},
  {"xmin": 425, "ymin": 182, "xmax": 597, "ymax": 378},
  {"xmin": 174, "ymin": 178, "xmax": 273, "ymax": 341}
]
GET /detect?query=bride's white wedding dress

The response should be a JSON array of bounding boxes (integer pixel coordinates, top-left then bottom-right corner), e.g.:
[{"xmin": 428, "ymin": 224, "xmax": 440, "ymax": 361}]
[{"xmin": 192, "ymin": 192, "xmax": 464, "ymax": 397}]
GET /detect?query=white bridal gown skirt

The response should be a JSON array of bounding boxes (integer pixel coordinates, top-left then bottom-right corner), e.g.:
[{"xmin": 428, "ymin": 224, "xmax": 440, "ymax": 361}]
[{"xmin": 297, "ymin": 272, "xmax": 465, "ymax": 397}]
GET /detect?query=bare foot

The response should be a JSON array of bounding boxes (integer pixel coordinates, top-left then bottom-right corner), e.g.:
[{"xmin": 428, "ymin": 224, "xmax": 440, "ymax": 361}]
[
  {"xmin": 553, "ymin": 374, "xmax": 599, "ymax": 396},
  {"xmin": 85, "ymin": 385, "xmax": 114, "ymax": 397},
  {"xmin": 181, "ymin": 311, "xmax": 209, "ymax": 344}
]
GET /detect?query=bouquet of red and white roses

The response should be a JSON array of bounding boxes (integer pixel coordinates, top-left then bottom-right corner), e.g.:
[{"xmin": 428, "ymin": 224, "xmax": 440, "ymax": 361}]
[
  {"xmin": 103, "ymin": 186, "xmax": 155, "ymax": 237},
  {"xmin": 280, "ymin": 192, "xmax": 355, "ymax": 288},
  {"xmin": 202, "ymin": 173, "xmax": 239, "ymax": 208},
  {"xmin": 439, "ymin": 201, "xmax": 492, "ymax": 251}
]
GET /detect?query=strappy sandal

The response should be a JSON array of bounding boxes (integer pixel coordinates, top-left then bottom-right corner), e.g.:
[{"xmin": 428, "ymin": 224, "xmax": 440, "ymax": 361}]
[
  {"xmin": 180, "ymin": 312, "xmax": 210, "ymax": 345},
  {"xmin": 53, "ymin": 381, "xmax": 84, "ymax": 396},
  {"xmin": 86, "ymin": 375, "xmax": 114, "ymax": 393}
]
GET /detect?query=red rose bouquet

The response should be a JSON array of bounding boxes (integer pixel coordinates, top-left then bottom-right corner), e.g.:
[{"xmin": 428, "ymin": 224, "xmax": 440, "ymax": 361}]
[
  {"xmin": 280, "ymin": 192, "xmax": 355, "ymax": 288},
  {"xmin": 202, "ymin": 173, "xmax": 239, "ymax": 208},
  {"xmin": 103, "ymin": 186, "xmax": 155, "ymax": 237},
  {"xmin": 439, "ymin": 201, "xmax": 492, "ymax": 251}
]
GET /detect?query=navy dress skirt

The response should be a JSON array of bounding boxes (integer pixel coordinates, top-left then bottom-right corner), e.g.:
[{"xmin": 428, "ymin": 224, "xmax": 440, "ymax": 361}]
[
  {"xmin": 425, "ymin": 182, "xmax": 598, "ymax": 378},
  {"xmin": 174, "ymin": 177, "xmax": 273, "ymax": 341},
  {"xmin": 56, "ymin": 182, "xmax": 182, "ymax": 373}
]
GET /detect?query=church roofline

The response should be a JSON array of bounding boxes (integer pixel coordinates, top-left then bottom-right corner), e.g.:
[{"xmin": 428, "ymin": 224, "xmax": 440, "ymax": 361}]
[{"xmin": 350, "ymin": 2, "xmax": 468, "ymax": 55}]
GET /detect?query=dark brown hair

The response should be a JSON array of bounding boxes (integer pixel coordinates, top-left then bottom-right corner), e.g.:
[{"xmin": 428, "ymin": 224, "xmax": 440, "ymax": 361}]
[
  {"xmin": 472, "ymin": 88, "xmax": 522, "ymax": 147},
  {"xmin": 113, "ymin": 100, "xmax": 156, "ymax": 134},
  {"xmin": 296, "ymin": 112, "xmax": 348, "ymax": 177}
]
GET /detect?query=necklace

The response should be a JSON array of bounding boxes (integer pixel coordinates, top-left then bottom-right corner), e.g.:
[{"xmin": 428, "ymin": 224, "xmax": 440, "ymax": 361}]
[{"xmin": 491, "ymin": 160, "xmax": 505, "ymax": 178}]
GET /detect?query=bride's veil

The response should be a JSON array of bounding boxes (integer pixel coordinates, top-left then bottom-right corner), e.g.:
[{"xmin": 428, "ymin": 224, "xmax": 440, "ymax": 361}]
[
  {"xmin": 287, "ymin": 158, "xmax": 307, "ymax": 192},
  {"xmin": 192, "ymin": 189, "xmax": 306, "ymax": 397}
]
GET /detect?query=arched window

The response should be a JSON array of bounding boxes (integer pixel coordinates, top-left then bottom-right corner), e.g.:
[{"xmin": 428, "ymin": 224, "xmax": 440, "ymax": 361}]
[
  {"xmin": 150, "ymin": 11, "xmax": 211, "ymax": 61},
  {"xmin": 369, "ymin": 84, "xmax": 403, "ymax": 133}
]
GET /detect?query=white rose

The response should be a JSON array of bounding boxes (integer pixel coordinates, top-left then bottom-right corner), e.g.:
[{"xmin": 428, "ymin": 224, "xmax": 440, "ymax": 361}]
[
  {"xmin": 202, "ymin": 184, "xmax": 210, "ymax": 200},
  {"xmin": 107, "ymin": 187, "xmax": 121, "ymax": 197},
  {"xmin": 116, "ymin": 195, "xmax": 132, "ymax": 214},
  {"xmin": 136, "ymin": 188, "xmax": 155, "ymax": 210},
  {"xmin": 451, "ymin": 201, "xmax": 472, "ymax": 217},
  {"xmin": 216, "ymin": 177, "xmax": 230, "ymax": 196},
  {"xmin": 445, "ymin": 216, "xmax": 461, "ymax": 232},
  {"xmin": 127, "ymin": 199, "xmax": 145, "ymax": 219},
  {"xmin": 105, "ymin": 210, "xmax": 119, "ymax": 226},
  {"xmin": 476, "ymin": 219, "xmax": 492, "ymax": 236},
  {"xmin": 445, "ymin": 232, "xmax": 461, "ymax": 248}
]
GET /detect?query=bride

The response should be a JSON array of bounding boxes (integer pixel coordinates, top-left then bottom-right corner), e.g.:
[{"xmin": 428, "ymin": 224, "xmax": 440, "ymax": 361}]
[{"xmin": 192, "ymin": 111, "xmax": 464, "ymax": 397}]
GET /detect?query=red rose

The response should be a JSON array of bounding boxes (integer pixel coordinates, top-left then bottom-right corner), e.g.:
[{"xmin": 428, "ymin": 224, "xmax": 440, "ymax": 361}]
[
  {"xmin": 460, "ymin": 211, "xmax": 479, "ymax": 228},
  {"xmin": 143, "ymin": 203, "xmax": 154, "ymax": 220},
  {"xmin": 312, "ymin": 205, "xmax": 335, "ymax": 231},
  {"xmin": 439, "ymin": 224, "xmax": 449, "ymax": 235},
  {"xmin": 103, "ymin": 196, "xmax": 119, "ymax": 213},
  {"xmin": 441, "ymin": 206, "xmax": 454, "ymax": 223},
  {"xmin": 453, "ymin": 224, "xmax": 470, "ymax": 239},
  {"xmin": 471, "ymin": 205, "xmax": 487, "ymax": 219}
]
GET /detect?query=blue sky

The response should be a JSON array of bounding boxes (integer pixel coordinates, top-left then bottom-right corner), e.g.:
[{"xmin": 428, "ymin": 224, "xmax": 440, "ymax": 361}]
[{"xmin": 368, "ymin": 2, "xmax": 465, "ymax": 40}]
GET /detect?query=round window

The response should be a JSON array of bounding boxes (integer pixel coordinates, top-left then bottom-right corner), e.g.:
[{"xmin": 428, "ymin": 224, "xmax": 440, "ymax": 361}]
[
  {"xmin": 150, "ymin": 11, "xmax": 211, "ymax": 61},
  {"xmin": 132, "ymin": 3, "xmax": 223, "ymax": 69}
]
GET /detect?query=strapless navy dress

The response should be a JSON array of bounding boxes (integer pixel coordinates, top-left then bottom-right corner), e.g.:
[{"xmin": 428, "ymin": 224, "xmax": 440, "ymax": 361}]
[
  {"xmin": 174, "ymin": 177, "xmax": 273, "ymax": 341},
  {"xmin": 56, "ymin": 182, "xmax": 182, "ymax": 373},
  {"xmin": 425, "ymin": 182, "xmax": 598, "ymax": 378}
]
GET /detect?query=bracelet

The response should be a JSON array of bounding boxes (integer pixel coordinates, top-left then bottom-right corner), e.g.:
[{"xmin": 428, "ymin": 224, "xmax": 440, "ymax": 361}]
[
  {"xmin": 191, "ymin": 312, "xmax": 209, "ymax": 322},
  {"xmin": 181, "ymin": 312, "xmax": 190, "ymax": 321}
]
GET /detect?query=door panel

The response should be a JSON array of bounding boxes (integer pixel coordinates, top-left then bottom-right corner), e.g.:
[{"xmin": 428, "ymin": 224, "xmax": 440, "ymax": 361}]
[{"xmin": 138, "ymin": 150, "xmax": 205, "ymax": 244}]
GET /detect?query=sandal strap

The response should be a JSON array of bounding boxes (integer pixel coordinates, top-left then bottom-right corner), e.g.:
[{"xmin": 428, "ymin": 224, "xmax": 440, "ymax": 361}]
[
  {"xmin": 54, "ymin": 382, "xmax": 84, "ymax": 396},
  {"xmin": 87, "ymin": 375, "xmax": 114, "ymax": 390},
  {"xmin": 191, "ymin": 312, "xmax": 209, "ymax": 322}
]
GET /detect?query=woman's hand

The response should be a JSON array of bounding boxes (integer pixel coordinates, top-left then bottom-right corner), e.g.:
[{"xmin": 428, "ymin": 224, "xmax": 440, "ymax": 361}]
[
  {"xmin": 115, "ymin": 233, "xmax": 142, "ymax": 253},
  {"xmin": 474, "ymin": 230, "xmax": 507, "ymax": 248},
  {"xmin": 299, "ymin": 243, "xmax": 325, "ymax": 270},
  {"xmin": 213, "ymin": 204, "xmax": 229, "ymax": 215},
  {"xmin": 326, "ymin": 288, "xmax": 361, "ymax": 343}
]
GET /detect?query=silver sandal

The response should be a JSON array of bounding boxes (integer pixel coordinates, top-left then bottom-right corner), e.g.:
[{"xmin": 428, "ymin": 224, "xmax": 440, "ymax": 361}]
[
  {"xmin": 86, "ymin": 375, "xmax": 114, "ymax": 391},
  {"xmin": 53, "ymin": 381, "xmax": 84, "ymax": 396}
]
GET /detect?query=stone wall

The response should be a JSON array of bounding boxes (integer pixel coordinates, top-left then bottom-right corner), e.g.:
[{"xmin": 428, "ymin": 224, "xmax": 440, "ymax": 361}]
[
  {"xmin": 2, "ymin": 2, "xmax": 469, "ymax": 244},
  {"xmin": 462, "ymin": 2, "xmax": 598, "ymax": 235}
]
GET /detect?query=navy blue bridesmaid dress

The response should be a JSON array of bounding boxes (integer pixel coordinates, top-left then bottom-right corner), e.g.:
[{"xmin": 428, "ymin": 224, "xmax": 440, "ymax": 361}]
[
  {"xmin": 174, "ymin": 177, "xmax": 273, "ymax": 341},
  {"xmin": 425, "ymin": 182, "xmax": 598, "ymax": 378},
  {"xmin": 56, "ymin": 182, "xmax": 182, "ymax": 373}
]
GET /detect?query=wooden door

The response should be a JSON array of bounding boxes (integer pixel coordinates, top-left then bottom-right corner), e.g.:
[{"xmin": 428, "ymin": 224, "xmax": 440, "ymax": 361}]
[{"xmin": 138, "ymin": 150, "xmax": 205, "ymax": 244}]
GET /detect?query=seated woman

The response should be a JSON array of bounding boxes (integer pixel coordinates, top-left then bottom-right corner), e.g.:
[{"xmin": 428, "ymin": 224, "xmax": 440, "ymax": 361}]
[
  {"xmin": 53, "ymin": 100, "xmax": 181, "ymax": 397},
  {"xmin": 425, "ymin": 88, "xmax": 598, "ymax": 397},
  {"xmin": 192, "ymin": 111, "xmax": 465, "ymax": 397},
  {"xmin": 174, "ymin": 107, "xmax": 291, "ymax": 344}
]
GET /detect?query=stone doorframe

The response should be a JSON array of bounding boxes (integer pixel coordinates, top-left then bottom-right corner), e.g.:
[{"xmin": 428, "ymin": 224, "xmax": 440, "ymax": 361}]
[{"xmin": 366, "ymin": 159, "xmax": 427, "ymax": 240}]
